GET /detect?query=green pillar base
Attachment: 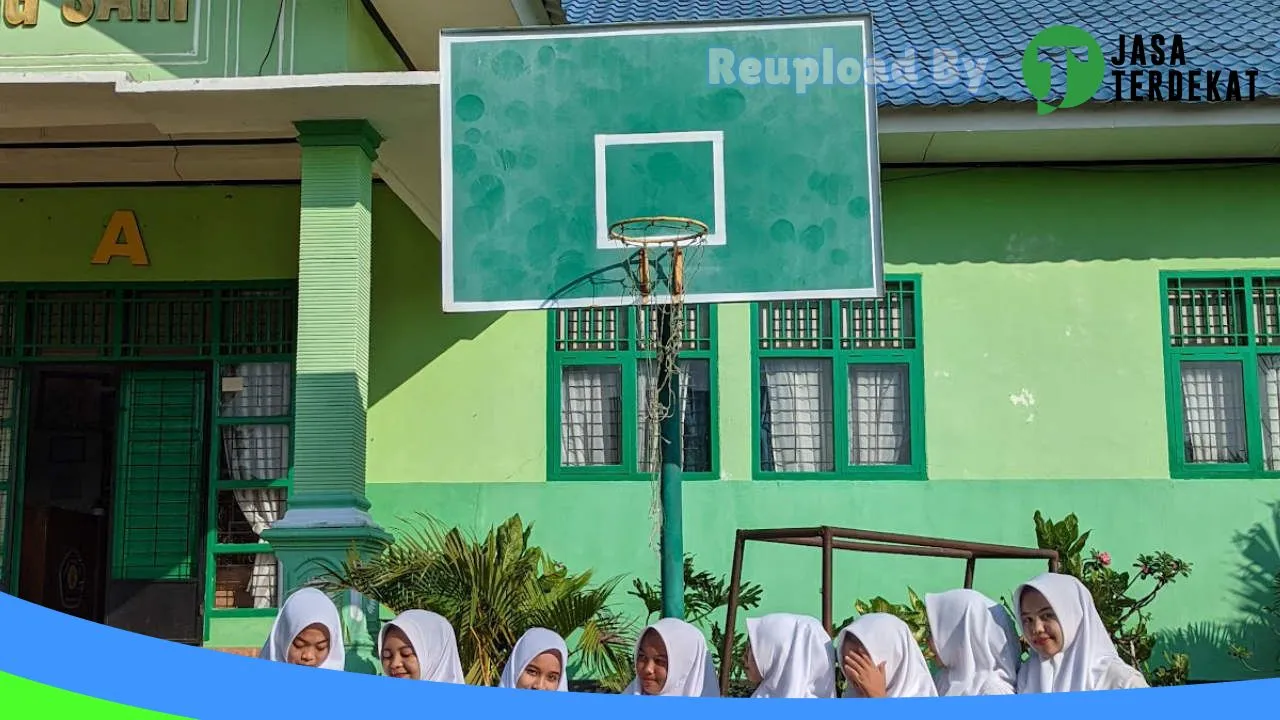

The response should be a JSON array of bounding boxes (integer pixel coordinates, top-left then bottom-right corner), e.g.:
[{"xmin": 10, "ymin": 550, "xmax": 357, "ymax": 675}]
[{"xmin": 263, "ymin": 521, "xmax": 393, "ymax": 674}]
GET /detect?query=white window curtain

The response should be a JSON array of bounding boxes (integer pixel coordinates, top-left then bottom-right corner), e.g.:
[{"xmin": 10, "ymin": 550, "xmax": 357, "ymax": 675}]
[
  {"xmin": 561, "ymin": 365, "xmax": 622, "ymax": 466},
  {"xmin": 1260, "ymin": 354, "xmax": 1280, "ymax": 471},
  {"xmin": 1180, "ymin": 360, "xmax": 1248, "ymax": 463},
  {"xmin": 848, "ymin": 364, "xmax": 911, "ymax": 465},
  {"xmin": 637, "ymin": 359, "xmax": 710, "ymax": 472},
  {"xmin": 220, "ymin": 362, "xmax": 291, "ymax": 608},
  {"xmin": 760, "ymin": 358, "xmax": 834, "ymax": 472}
]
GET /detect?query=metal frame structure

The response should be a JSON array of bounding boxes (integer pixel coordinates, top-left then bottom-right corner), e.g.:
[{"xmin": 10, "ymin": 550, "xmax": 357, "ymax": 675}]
[{"xmin": 718, "ymin": 525, "xmax": 1060, "ymax": 694}]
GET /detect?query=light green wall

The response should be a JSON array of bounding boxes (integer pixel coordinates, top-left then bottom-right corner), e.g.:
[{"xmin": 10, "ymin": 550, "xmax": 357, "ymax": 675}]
[
  {"xmin": 345, "ymin": 0, "xmax": 405, "ymax": 72},
  {"xmin": 366, "ymin": 165, "xmax": 1280, "ymax": 484},
  {"xmin": 361, "ymin": 165, "xmax": 1280, "ymax": 681},
  {"xmin": 0, "ymin": 184, "xmax": 299, "ymax": 282},
  {"xmin": 0, "ymin": 0, "xmax": 404, "ymax": 78}
]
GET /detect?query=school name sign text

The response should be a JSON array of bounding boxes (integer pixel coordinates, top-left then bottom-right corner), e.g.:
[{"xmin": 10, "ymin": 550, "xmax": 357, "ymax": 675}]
[{"xmin": 3, "ymin": 0, "xmax": 189, "ymax": 27}]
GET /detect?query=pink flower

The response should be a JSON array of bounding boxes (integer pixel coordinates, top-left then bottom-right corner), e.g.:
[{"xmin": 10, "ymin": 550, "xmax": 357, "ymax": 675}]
[{"xmin": 1096, "ymin": 551, "xmax": 1112, "ymax": 567}]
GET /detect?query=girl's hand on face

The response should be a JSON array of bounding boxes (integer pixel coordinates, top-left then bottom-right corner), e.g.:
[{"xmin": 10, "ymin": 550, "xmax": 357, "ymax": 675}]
[{"xmin": 842, "ymin": 651, "xmax": 888, "ymax": 699}]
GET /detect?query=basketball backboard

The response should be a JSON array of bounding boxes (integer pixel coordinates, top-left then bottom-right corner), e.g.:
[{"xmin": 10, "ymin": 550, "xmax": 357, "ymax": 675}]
[{"xmin": 439, "ymin": 15, "xmax": 883, "ymax": 313}]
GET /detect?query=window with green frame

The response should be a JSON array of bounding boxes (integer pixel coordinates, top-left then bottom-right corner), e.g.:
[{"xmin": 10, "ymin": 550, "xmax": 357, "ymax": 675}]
[
  {"xmin": 751, "ymin": 277, "xmax": 925, "ymax": 479},
  {"xmin": 209, "ymin": 288, "xmax": 296, "ymax": 614},
  {"xmin": 548, "ymin": 304, "xmax": 718, "ymax": 480},
  {"xmin": 1162, "ymin": 272, "xmax": 1280, "ymax": 478}
]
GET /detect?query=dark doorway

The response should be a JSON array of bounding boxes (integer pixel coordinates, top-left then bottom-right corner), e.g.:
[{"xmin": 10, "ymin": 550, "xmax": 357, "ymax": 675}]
[
  {"xmin": 16, "ymin": 365, "xmax": 210, "ymax": 645},
  {"xmin": 17, "ymin": 367, "xmax": 118, "ymax": 625}
]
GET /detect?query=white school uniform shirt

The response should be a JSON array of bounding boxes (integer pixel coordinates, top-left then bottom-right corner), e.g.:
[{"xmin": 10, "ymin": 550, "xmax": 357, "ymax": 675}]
[
  {"xmin": 623, "ymin": 618, "xmax": 721, "ymax": 697},
  {"xmin": 745, "ymin": 613, "xmax": 836, "ymax": 698},
  {"xmin": 378, "ymin": 609, "xmax": 467, "ymax": 683},
  {"xmin": 259, "ymin": 587, "xmax": 346, "ymax": 671},
  {"xmin": 924, "ymin": 588, "xmax": 1020, "ymax": 696},
  {"xmin": 1014, "ymin": 573, "xmax": 1149, "ymax": 693},
  {"xmin": 499, "ymin": 627, "xmax": 570, "ymax": 691},
  {"xmin": 834, "ymin": 613, "xmax": 938, "ymax": 698}
]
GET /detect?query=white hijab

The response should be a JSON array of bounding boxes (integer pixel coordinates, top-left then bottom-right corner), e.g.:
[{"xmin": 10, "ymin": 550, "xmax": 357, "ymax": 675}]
[
  {"xmin": 834, "ymin": 613, "xmax": 937, "ymax": 698},
  {"xmin": 924, "ymin": 589, "xmax": 1019, "ymax": 696},
  {"xmin": 623, "ymin": 618, "xmax": 720, "ymax": 697},
  {"xmin": 745, "ymin": 613, "xmax": 836, "ymax": 698},
  {"xmin": 1015, "ymin": 572, "xmax": 1125, "ymax": 693},
  {"xmin": 378, "ymin": 609, "xmax": 466, "ymax": 683},
  {"xmin": 259, "ymin": 587, "xmax": 345, "ymax": 670},
  {"xmin": 499, "ymin": 627, "xmax": 570, "ymax": 690}
]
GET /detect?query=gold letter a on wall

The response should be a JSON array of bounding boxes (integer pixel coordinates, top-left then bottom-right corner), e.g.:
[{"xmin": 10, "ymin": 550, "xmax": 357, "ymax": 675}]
[{"xmin": 91, "ymin": 210, "xmax": 151, "ymax": 266}]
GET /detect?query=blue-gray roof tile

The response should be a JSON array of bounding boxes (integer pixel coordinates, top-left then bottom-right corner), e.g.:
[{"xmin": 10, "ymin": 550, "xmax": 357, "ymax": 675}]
[{"xmin": 553, "ymin": 0, "xmax": 1280, "ymax": 107}]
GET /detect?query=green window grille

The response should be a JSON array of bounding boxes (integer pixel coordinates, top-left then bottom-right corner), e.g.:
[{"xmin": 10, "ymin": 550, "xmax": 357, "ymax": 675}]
[
  {"xmin": 547, "ymin": 304, "xmax": 719, "ymax": 481},
  {"xmin": 0, "ymin": 364, "xmax": 15, "ymax": 591},
  {"xmin": 1162, "ymin": 272, "xmax": 1280, "ymax": 478},
  {"xmin": 0, "ymin": 283, "xmax": 296, "ymax": 620},
  {"xmin": 1, "ymin": 289, "xmax": 19, "ymax": 589},
  {"xmin": 751, "ymin": 277, "xmax": 926, "ymax": 480},
  {"xmin": 209, "ymin": 288, "xmax": 295, "ymax": 616}
]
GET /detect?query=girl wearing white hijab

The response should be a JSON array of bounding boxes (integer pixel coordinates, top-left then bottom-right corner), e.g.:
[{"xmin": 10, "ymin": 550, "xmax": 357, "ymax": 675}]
[
  {"xmin": 924, "ymin": 589, "xmax": 1019, "ymax": 696},
  {"xmin": 1015, "ymin": 572, "xmax": 1148, "ymax": 692},
  {"xmin": 259, "ymin": 587, "xmax": 345, "ymax": 670},
  {"xmin": 743, "ymin": 613, "xmax": 836, "ymax": 698},
  {"xmin": 623, "ymin": 617, "xmax": 720, "ymax": 697},
  {"xmin": 499, "ymin": 627, "xmax": 570, "ymax": 691},
  {"xmin": 378, "ymin": 609, "xmax": 466, "ymax": 683},
  {"xmin": 834, "ymin": 613, "xmax": 937, "ymax": 698}
]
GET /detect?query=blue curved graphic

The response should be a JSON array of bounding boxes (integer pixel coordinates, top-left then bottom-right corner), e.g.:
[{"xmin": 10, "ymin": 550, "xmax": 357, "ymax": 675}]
[{"xmin": 0, "ymin": 591, "xmax": 1275, "ymax": 718}]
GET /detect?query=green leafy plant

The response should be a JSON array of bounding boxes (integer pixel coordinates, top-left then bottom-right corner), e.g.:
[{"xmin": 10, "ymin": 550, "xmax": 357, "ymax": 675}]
[
  {"xmin": 838, "ymin": 587, "xmax": 935, "ymax": 664},
  {"xmin": 628, "ymin": 554, "xmax": 764, "ymax": 697},
  {"xmin": 319, "ymin": 513, "xmax": 634, "ymax": 687},
  {"xmin": 1228, "ymin": 569, "xmax": 1280, "ymax": 673},
  {"xmin": 1032, "ymin": 511, "xmax": 1193, "ymax": 685}
]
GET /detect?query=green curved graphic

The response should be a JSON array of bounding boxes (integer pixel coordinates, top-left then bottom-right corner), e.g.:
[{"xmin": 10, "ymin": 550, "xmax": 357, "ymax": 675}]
[
  {"xmin": 0, "ymin": 671, "xmax": 189, "ymax": 719},
  {"xmin": 1021, "ymin": 25, "xmax": 1106, "ymax": 114}
]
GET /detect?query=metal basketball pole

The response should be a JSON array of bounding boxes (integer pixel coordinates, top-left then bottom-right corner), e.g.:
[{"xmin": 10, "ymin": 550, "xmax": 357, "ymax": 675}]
[
  {"xmin": 655, "ymin": 302, "xmax": 684, "ymax": 620},
  {"xmin": 617, "ymin": 219, "xmax": 704, "ymax": 622}
]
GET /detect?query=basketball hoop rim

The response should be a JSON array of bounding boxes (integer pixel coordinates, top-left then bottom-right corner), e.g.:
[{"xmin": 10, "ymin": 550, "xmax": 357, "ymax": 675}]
[{"xmin": 608, "ymin": 215, "xmax": 709, "ymax": 248}]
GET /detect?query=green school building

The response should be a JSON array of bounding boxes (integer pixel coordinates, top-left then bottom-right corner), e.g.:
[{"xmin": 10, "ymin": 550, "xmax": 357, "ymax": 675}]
[{"xmin": 1, "ymin": 0, "xmax": 1279, "ymax": 683}]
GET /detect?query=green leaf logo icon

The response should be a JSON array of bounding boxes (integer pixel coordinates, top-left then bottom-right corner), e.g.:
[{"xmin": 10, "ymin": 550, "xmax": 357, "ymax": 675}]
[{"xmin": 1022, "ymin": 25, "xmax": 1106, "ymax": 114}]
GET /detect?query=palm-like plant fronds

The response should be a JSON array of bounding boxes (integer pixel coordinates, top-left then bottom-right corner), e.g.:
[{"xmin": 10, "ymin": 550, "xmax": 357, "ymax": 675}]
[
  {"xmin": 318, "ymin": 513, "xmax": 635, "ymax": 686},
  {"xmin": 627, "ymin": 553, "xmax": 765, "ymax": 683}
]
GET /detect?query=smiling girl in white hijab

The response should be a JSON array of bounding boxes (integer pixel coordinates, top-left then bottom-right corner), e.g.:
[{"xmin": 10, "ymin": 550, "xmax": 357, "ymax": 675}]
[
  {"xmin": 834, "ymin": 613, "xmax": 937, "ymax": 698},
  {"xmin": 259, "ymin": 587, "xmax": 345, "ymax": 670},
  {"xmin": 499, "ymin": 627, "xmax": 570, "ymax": 691},
  {"xmin": 1015, "ymin": 572, "xmax": 1148, "ymax": 692},
  {"xmin": 624, "ymin": 618, "xmax": 720, "ymax": 697},
  {"xmin": 924, "ymin": 589, "xmax": 1020, "ymax": 696},
  {"xmin": 744, "ymin": 613, "xmax": 836, "ymax": 698},
  {"xmin": 378, "ymin": 609, "xmax": 466, "ymax": 683}
]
